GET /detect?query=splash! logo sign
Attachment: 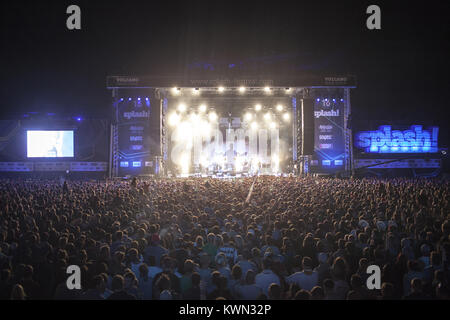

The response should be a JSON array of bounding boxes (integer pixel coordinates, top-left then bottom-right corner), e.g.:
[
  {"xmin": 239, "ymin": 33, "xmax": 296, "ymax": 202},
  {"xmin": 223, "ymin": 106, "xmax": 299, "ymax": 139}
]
[{"xmin": 355, "ymin": 125, "xmax": 439, "ymax": 153}]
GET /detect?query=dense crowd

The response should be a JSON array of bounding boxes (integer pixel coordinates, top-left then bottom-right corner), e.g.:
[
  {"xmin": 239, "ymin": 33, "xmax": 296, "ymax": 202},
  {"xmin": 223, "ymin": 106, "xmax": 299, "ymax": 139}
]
[{"xmin": 0, "ymin": 176, "xmax": 449, "ymax": 300}]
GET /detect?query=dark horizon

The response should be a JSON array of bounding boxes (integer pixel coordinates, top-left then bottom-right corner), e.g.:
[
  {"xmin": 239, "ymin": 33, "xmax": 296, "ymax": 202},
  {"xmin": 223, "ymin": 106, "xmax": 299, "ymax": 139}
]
[{"xmin": 1, "ymin": 0, "xmax": 448, "ymax": 145}]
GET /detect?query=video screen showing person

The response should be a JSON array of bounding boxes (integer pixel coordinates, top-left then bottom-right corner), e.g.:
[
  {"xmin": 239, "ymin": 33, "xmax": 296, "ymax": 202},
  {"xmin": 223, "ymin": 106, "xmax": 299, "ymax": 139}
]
[{"xmin": 27, "ymin": 130, "xmax": 74, "ymax": 157}]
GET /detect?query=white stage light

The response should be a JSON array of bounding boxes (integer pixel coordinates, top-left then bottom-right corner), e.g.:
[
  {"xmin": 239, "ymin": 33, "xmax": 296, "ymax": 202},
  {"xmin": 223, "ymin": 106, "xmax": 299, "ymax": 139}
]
[
  {"xmin": 168, "ymin": 113, "xmax": 180, "ymax": 126},
  {"xmin": 199, "ymin": 104, "xmax": 207, "ymax": 113},
  {"xmin": 285, "ymin": 88, "xmax": 291, "ymax": 93},
  {"xmin": 272, "ymin": 154, "xmax": 280, "ymax": 173},
  {"xmin": 239, "ymin": 86, "xmax": 246, "ymax": 93},
  {"xmin": 178, "ymin": 103, "xmax": 187, "ymax": 112},
  {"xmin": 218, "ymin": 86, "xmax": 225, "ymax": 93},
  {"xmin": 180, "ymin": 153, "xmax": 190, "ymax": 174},
  {"xmin": 251, "ymin": 122, "xmax": 258, "ymax": 130},
  {"xmin": 235, "ymin": 155, "xmax": 244, "ymax": 172},
  {"xmin": 269, "ymin": 122, "xmax": 276, "ymax": 129},
  {"xmin": 209, "ymin": 112, "xmax": 218, "ymax": 122},
  {"xmin": 189, "ymin": 112, "xmax": 199, "ymax": 122},
  {"xmin": 244, "ymin": 113, "xmax": 252, "ymax": 121},
  {"xmin": 171, "ymin": 87, "xmax": 181, "ymax": 95},
  {"xmin": 283, "ymin": 112, "xmax": 290, "ymax": 121},
  {"xmin": 276, "ymin": 104, "xmax": 283, "ymax": 111},
  {"xmin": 200, "ymin": 155, "xmax": 209, "ymax": 167},
  {"xmin": 199, "ymin": 120, "xmax": 211, "ymax": 136},
  {"xmin": 192, "ymin": 88, "xmax": 200, "ymax": 95},
  {"xmin": 255, "ymin": 104, "xmax": 262, "ymax": 111},
  {"xmin": 264, "ymin": 86, "xmax": 271, "ymax": 93},
  {"xmin": 264, "ymin": 112, "xmax": 271, "ymax": 121}
]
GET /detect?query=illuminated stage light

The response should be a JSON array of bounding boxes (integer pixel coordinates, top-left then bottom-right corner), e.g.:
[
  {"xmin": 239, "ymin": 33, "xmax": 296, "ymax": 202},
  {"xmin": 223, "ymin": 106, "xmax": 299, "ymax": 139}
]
[
  {"xmin": 239, "ymin": 86, "xmax": 246, "ymax": 93},
  {"xmin": 244, "ymin": 113, "xmax": 253, "ymax": 121},
  {"xmin": 276, "ymin": 104, "xmax": 283, "ymax": 111},
  {"xmin": 264, "ymin": 86, "xmax": 271, "ymax": 93},
  {"xmin": 199, "ymin": 104, "xmax": 207, "ymax": 113},
  {"xmin": 235, "ymin": 156, "xmax": 244, "ymax": 172},
  {"xmin": 283, "ymin": 112, "xmax": 290, "ymax": 121},
  {"xmin": 200, "ymin": 155, "xmax": 209, "ymax": 167},
  {"xmin": 208, "ymin": 112, "xmax": 218, "ymax": 122},
  {"xmin": 285, "ymin": 88, "xmax": 291, "ymax": 93},
  {"xmin": 138, "ymin": 97, "xmax": 141, "ymax": 101},
  {"xmin": 120, "ymin": 98, "xmax": 124, "ymax": 101},
  {"xmin": 272, "ymin": 154, "xmax": 280, "ymax": 173},
  {"xmin": 333, "ymin": 98, "xmax": 336, "ymax": 102},
  {"xmin": 180, "ymin": 153, "xmax": 190, "ymax": 174},
  {"xmin": 269, "ymin": 122, "xmax": 276, "ymax": 129},
  {"xmin": 128, "ymin": 98, "xmax": 132, "ymax": 101},
  {"xmin": 340, "ymin": 99, "xmax": 344, "ymax": 102},
  {"xmin": 168, "ymin": 113, "xmax": 180, "ymax": 126},
  {"xmin": 193, "ymin": 88, "xmax": 200, "ymax": 95},
  {"xmin": 178, "ymin": 103, "xmax": 187, "ymax": 112},
  {"xmin": 255, "ymin": 104, "xmax": 262, "ymax": 111},
  {"xmin": 189, "ymin": 112, "xmax": 200, "ymax": 122},
  {"xmin": 145, "ymin": 97, "xmax": 149, "ymax": 101},
  {"xmin": 172, "ymin": 87, "xmax": 181, "ymax": 95},
  {"xmin": 264, "ymin": 113, "xmax": 271, "ymax": 121},
  {"xmin": 316, "ymin": 98, "xmax": 320, "ymax": 102},
  {"xmin": 199, "ymin": 121, "xmax": 211, "ymax": 136},
  {"xmin": 251, "ymin": 122, "xmax": 258, "ymax": 130},
  {"xmin": 218, "ymin": 86, "xmax": 225, "ymax": 92}
]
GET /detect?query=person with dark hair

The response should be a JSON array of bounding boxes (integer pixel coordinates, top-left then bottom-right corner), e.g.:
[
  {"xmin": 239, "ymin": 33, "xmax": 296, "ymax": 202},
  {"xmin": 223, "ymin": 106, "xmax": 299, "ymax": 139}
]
[
  {"xmin": 323, "ymin": 279, "xmax": 339, "ymax": 300},
  {"xmin": 310, "ymin": 286, "xmax": 324, "ymax": 300},
  {"xmin": 137, "ymin": 263, "xmax": 152, "ymax": 299},
  {"xmin": 235, "ymin": 270, "xmax": 262, "ymax": 300},
  {"xmin": 207, "ymin": 275, "xmax": 233, "ymax": 300},
  {"xmin": 286, "ymin": 256, "xmax": 318, "ymax": 291},
  {"xmin": 183, "ymin": 272, "xmax": 201, "ymax": 300},
  {"xmin": 346, "ymin": 274, "xmax": 372, "ymax": 300},
  {"xmin": 82, "ymin": 275, "xmax": 106, "ymax": 300},
  {"xmin": 255, "ymin": 258, "xmax": 280, "ymax": 296},
  {"xmin": 294, "ymin": 289, "xmax": 311, "ymax": 300},
  {"xmin": 404, "ymin": 278, "xmax": 430, "ymax": 300},
  {"xmin": 152, "ymin": 257, "xmax": 180, "ymax": 298},
  {"xmin": 379, "ymin": 282, "xmax": 395, "ymax": 300},
  {"xmin": 19, "ymin": 265, "xmax": 40, "ymax": 300},
  {"xmin": 268, "ymin": 283, "xmax": 282, "ymax": 300},
  {"xmin": 107, "ymin": 275, "xmax": 136, "ymax": 300},
  {"xmin": 10, "ymin": 284, "xmax": 26, "ymax": 300}
]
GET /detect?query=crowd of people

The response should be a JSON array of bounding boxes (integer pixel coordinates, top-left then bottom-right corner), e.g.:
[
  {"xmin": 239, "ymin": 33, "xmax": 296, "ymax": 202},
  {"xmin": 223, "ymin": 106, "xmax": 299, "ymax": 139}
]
[{"xmin": 0, "ymin": 175, "xmax": 449, "ymax": 300}]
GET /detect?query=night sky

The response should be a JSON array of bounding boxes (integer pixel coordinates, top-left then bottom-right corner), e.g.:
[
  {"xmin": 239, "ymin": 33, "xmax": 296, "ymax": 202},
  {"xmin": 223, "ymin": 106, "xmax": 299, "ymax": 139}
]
[{"xmin": 1, "ymin": 0, "xmax": 448, "ymax": 144}]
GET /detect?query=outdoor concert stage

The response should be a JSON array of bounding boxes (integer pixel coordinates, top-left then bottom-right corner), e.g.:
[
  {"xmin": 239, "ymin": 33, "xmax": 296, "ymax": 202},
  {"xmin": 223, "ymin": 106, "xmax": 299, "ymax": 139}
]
[{"xmin": 107, "ymin": 75, "xmax": 356, "ymax": 178}]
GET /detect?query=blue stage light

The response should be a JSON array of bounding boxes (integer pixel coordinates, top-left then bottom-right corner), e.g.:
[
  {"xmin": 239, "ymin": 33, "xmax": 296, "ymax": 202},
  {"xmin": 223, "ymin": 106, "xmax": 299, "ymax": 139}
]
[
  {"xmin": 145, "ymin": 97, "xmax": 149, "ymax": 101},
  {"xmin": 120, "ymin": 98, "xmax": 124, "ymax": 101},
  {"xmin": 316, "ymin": 98, "xmax": 320, "ymax": 102},
  {"xmin": 128, "ymin": 98, "xmax": 132, "ymax": 101},
  {"xmin": 76, "ymin": 117, "xmax": 82, "ymax": 121},
  {"xmin": 333, "ymin": 99, "xmax": 336, "ymax": 102},
  {"xmin": 138, "ymin": 97, "xmax": 141, "ymax": 101},
  {"xmin": 340, "ymin": 99, "xmax": 344, "ymax": 102}
]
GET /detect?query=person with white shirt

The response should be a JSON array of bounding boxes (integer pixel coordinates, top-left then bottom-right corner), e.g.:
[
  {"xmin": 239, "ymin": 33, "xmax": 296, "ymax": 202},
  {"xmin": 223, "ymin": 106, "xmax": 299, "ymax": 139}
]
[{"xmin": 286, "ymin": 256, "xmax": 319, "ymax": 291}]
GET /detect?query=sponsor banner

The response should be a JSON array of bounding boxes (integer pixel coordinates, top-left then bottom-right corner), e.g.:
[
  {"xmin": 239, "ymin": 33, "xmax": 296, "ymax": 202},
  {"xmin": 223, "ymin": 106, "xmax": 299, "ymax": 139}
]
[
  {"xmin": 117, "ymin": 98, "xmax": 152, "ymax": 175},
  {"xmin": 311, "ymin": 98, "xmax": 345, "ymax": 173}
]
